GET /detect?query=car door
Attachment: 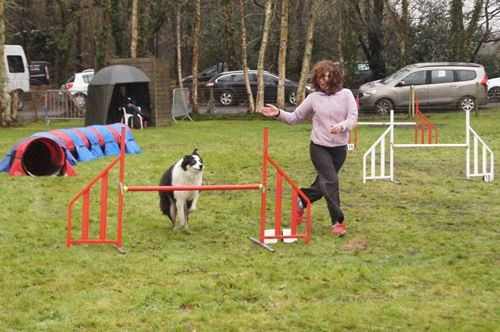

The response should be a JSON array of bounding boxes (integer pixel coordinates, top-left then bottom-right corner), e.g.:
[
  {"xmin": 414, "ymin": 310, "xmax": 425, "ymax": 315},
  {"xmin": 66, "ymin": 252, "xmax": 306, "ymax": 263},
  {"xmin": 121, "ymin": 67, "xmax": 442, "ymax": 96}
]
[
  {"xmin": 263, "ymin": 73, "xmax": 278, "ymax": 103},
  {"xmin": 395, "ymin": 70, "xmax": 429, "ymax": 107},
  {"xmin": 426, "ymin": 69, "xmax": 455, "ymax": 108}
]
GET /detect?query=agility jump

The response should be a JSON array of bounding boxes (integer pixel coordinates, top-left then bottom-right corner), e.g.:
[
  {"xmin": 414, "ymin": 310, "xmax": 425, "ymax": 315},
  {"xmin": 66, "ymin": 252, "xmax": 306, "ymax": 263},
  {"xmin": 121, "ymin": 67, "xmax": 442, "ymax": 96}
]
[
  {"xmin": 67, "ymin": 127, "xmax": 311, "ymax": 252},
  {"xmin": 362, "ymin": 108, "xmax": 494, "ymax": 183}
]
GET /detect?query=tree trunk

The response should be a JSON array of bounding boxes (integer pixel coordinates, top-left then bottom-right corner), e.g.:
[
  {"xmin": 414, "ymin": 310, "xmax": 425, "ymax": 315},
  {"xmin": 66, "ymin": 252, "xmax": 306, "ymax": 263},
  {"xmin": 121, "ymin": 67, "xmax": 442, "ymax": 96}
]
[
  {"xmin": 239, "ymin": 0, "xmax": 255, "ymax": 113},
  {"xmin": 256, "ymin": 0, "xmax": 273, "ymax": 112},
  {"xmin": 0, "ymin": 0, "xmax": 11, "ymax": 127},
  {"xmin": 191, "ymin": 0, "xmax": 201, "ymax": 114},
  {"xmin": 222, "ymin": 0, "xmax": 237, "ymax": 70},
  {"xmin": 131, "ymin": 0, "xmax": 138, "ymax": 58},
  {"xmin": 277, "ymin": 0, "xmax": 289, "ymax": 110},
  {"xmin": 296, "ymin": 0, "xmax": 318, "ymax": 105},
  {"xmin": 355, "ymin": 0, "xmax": 387, "ymax": 79},
  {"xmin": 176, "ymin": 3, "xmax": 185, "ymax": 89},
  {"xmin": 449, "ymin": 0, "xmax": 465, "ymax": 61}
]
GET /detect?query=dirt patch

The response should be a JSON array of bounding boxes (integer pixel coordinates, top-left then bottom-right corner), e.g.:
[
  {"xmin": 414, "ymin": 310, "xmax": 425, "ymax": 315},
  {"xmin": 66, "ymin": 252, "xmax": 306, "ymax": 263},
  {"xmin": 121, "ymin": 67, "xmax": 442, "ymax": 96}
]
[{"xmin": 342, "ymin": 236, "xmax": 368, "ymax": 252}]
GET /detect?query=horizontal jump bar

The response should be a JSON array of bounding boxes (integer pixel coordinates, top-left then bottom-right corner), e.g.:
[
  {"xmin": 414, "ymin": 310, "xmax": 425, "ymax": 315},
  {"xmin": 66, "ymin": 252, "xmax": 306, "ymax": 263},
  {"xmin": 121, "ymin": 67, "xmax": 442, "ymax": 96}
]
[
  {"xmin": 124, "ymin": 184, "xmax": 262, "ymax": 192},
  {"xmin": 393, "ymin": 143, "xmax": 467, "ymax": 148},
  {"xmin": 357, "ymin": 122, "xmax": 416, "ymax": 126}
]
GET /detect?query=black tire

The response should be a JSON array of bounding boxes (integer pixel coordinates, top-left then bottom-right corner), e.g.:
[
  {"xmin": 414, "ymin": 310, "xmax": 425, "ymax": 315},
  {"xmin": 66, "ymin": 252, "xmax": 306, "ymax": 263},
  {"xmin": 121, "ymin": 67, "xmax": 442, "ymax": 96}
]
[
  {"xmin": 488, "ymin": 87, "xmax": 500, "ymax": 103},
  {"xmin": 287, "ymin": 91, "xmax": 297, "ymax": 105},
  {"xmin": 374, "ymin": 98, "xmax": 394, "ymax": 115},
  {"xmin": 219, "ymin": 90, "xmax": 235, "ymax": 106},
  {"xmin": 458, "ymin": 96, "xmax": 475, "ymax": 112}
]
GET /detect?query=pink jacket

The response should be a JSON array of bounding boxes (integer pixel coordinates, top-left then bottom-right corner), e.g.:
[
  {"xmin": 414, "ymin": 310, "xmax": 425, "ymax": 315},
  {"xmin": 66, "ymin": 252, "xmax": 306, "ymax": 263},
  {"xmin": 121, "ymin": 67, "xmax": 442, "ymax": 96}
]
[{"xmin": 277, "ymin": 89, "xmax": 358, "ymax": 147}]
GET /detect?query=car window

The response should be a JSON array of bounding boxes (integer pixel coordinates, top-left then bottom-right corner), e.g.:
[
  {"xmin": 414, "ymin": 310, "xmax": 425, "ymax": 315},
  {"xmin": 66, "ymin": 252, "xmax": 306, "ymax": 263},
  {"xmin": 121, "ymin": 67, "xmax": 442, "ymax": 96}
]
[
  {"xmin": 456, "ymin": 70, "xmax": 476, "ymax": 82},
  {"xmin": 217, "ymin": 74, "xmax": 236, "ymax": 83},
  {"xmin": 402, "ymin": 70, "xmax": 426, "ymax": 86},
  {"xmin": 248, "ymin": 73, "xmax": 257, "ymax": 83},
  {"xmin": 357, "ymin": 62, "xmax": 370, "ymax": 71},
  {"xmin": 65, "ymin": 75, "xmax": 75, "ymax": 83},
  {"xmin": 431, "ymin": 70, "xmax": 454, "ymax": 84},
  {"xmin": 82, "ymin": 74, "xmax": 94, "ymax": 83},
  {"xmin": 264, "ymin": 74, "xmax": 277, "ymax": 84},
  {"xmin": 232, "ymin": 74, "xmax": 244, "ymax": 83},
  {"xmin": 382, "ymin": 67, "xmax": 411, "ymax": 84},
  {"xmin": 7, "ymin": 55, "xmax": 25, "ymax": 73}
]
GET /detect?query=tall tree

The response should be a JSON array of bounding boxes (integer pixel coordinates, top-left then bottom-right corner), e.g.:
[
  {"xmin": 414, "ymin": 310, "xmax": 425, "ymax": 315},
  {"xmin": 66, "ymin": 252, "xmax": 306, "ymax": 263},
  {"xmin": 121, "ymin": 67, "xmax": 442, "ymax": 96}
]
[
  {"xmin": 385, "ymin": 0, "xmax": 410, "ymax": 67},
  {"xmin": 131, "ymin": 0, "xmax": 138, "ymax": 58},
  {"xmin": 0, "ymin": 0, "xmax": 11, "ymax": 127},
  {"xmin": 276, "ymin": 0, "xmax": 289, "ymax": 109},
  {"xmin": 449, "ymin": 0, "xmax": 465, "ymax": 61},
  {"xmin": 255, "ymin": 0, "xmax": 273, "ymax": 112},
  {"xmin": 176, "ymin": 1, "xmax": 187, "ymax": 88},
  {"xmin": 239, "ymin": 0, "xmax": 255, "ymax": 113},
  {"xmin": 296, "ymin": 0, "xmax": 318, "ymax": 105},
  {"xmin": 354, "ymin": 0, "xmax": 387, "ymax": 79},
  {"xmin": 191, "ymin": 0, "xmax": 201, "ymax": 113},
  {"xmin": 222, "ymin": 0, "xmax": 237, "ymax": 70}
]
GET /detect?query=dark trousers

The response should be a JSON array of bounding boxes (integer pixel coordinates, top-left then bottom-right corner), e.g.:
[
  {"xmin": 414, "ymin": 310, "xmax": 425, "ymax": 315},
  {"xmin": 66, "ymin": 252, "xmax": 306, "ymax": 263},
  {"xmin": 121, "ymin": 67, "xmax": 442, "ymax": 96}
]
[
  {"xmin": 126, "ymin": 105, "xmax": 141, "ymax": 116},
  {"xmin": 301, "ymin": 142, "xmax": 347, "ymax": 225}
]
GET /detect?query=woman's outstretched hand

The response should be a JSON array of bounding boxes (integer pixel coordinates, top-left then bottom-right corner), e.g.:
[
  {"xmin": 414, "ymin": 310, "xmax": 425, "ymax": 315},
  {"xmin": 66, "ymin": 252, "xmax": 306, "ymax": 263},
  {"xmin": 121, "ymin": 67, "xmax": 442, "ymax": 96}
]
[{"xmin": 259, "ymin": 104, "xmax": 280, "ymax": 117}]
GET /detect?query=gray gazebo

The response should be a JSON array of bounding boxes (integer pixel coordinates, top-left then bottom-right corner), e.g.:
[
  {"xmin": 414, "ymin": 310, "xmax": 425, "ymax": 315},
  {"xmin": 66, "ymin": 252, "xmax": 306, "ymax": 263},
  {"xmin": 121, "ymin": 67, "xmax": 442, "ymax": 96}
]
[{"xmin": 85, "ymin": 64, "xmax": 151, "ymax": 126}]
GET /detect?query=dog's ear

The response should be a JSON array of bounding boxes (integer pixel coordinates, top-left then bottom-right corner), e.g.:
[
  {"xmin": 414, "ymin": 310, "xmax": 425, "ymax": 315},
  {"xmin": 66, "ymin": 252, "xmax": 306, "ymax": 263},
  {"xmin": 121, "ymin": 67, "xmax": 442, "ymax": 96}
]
[
  {"xmin": 192, "ymin": 148, "xmax": 199, "ymax": 156},
  {"xmin": 181, "ymin": 155, "xmax": 192, "ymax": 170}
]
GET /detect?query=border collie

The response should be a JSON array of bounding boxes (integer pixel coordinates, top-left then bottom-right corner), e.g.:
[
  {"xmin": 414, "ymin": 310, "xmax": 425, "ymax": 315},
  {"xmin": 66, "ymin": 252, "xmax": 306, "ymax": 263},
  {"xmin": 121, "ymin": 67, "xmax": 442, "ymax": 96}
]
[{"xmin": 159, "ymin": 149, "xmax": 204, "ymax": 230}]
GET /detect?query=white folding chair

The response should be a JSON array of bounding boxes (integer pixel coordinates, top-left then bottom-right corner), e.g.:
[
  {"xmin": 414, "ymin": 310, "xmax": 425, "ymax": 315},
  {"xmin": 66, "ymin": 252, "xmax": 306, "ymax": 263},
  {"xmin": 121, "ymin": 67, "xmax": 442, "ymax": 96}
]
[{"xmin": 120, "ymin": 106, "xmax": 143, "ymax": 129}]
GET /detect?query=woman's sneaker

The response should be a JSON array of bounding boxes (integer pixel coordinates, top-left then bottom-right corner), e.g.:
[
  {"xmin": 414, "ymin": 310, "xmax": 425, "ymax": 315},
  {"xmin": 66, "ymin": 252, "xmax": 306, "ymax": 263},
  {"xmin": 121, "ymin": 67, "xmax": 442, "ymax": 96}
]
[{"xmin": 331, "ymin": 222, "xmax": 346, "ymax": 237}]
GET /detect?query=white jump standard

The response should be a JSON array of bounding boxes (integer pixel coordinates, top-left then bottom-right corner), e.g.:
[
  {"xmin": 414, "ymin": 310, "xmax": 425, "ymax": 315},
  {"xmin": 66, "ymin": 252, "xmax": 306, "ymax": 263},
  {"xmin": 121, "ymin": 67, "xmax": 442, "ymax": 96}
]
[{"xmin": 363, "ymin": 109, "xmax": 494, "ymax": 183}]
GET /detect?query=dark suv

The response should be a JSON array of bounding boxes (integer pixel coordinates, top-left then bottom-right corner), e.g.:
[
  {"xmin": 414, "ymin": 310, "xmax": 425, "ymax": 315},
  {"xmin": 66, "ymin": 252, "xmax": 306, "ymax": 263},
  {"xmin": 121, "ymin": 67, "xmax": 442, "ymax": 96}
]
[{"xmin": 206, "ymin": 70, "xmax": 308, "ymax": 106}]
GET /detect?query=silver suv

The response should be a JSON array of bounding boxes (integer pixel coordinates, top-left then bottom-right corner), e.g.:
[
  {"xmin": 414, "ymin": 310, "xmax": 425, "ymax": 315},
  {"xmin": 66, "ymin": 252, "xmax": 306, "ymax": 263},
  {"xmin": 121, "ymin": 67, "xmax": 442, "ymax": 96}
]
[{"xmin": 358, "ymin": 62, "xmax": 488, "ymax": 113}]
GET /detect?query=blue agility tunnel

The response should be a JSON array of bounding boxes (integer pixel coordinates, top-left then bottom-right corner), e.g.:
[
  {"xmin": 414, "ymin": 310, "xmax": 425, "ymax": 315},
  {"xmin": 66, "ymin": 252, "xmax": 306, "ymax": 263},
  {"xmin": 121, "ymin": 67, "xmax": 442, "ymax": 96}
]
[{"xmin": 0, "ymin": 123, "xmax": 141, "ymax": 176}]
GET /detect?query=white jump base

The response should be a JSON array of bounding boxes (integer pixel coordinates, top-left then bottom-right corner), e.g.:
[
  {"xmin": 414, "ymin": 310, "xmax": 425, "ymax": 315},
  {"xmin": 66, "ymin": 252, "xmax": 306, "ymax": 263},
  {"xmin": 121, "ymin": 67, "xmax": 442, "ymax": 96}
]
[{"xmin": 363, "ymin": 110, "xmax": 494, "ymax": 183}]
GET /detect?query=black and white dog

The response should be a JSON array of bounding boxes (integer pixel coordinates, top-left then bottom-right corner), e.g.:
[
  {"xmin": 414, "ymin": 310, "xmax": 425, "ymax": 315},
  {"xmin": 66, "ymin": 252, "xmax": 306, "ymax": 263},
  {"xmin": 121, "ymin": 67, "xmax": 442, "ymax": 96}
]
[{"xmin": 159, "ymin": 149, "xmax": 204, "ymax": 230}]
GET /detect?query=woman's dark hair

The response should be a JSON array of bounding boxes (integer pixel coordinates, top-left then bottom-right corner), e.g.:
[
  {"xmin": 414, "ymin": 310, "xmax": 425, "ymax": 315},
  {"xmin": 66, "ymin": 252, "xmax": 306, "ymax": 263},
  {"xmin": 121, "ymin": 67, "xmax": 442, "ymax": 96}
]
[{"xmin": 311, "ymin": 60, "xmax": 344, "ymax": 95}]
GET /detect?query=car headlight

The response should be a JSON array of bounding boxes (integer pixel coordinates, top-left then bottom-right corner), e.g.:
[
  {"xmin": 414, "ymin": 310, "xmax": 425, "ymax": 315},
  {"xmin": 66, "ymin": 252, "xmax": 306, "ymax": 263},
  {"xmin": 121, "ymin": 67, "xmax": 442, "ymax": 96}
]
[{"xmin": 360, "ymin": 89, "xmax": 376, "ymax": 97}]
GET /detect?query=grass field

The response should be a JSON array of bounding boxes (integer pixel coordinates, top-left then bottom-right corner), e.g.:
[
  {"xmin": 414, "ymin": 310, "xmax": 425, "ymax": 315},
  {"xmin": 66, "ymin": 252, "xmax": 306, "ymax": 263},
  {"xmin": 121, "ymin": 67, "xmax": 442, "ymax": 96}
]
[{"xmin": 0, "ymin": 109, "xmax": 498, "ymax": 331}]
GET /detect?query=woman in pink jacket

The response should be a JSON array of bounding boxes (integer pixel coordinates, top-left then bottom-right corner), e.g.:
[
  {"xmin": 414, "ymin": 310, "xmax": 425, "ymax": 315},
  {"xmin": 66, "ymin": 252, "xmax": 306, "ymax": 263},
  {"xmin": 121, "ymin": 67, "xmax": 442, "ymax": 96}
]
[{"xmin": 260, "ymin": 60, "xmax": 358, "ymax": 237}]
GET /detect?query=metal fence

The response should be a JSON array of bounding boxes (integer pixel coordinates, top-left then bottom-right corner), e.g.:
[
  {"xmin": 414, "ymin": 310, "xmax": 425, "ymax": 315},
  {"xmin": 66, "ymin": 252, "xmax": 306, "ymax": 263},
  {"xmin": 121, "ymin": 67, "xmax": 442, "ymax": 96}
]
[{"xmin": 42, "ymin": 89, "xmax": 87, "ymax": 125}]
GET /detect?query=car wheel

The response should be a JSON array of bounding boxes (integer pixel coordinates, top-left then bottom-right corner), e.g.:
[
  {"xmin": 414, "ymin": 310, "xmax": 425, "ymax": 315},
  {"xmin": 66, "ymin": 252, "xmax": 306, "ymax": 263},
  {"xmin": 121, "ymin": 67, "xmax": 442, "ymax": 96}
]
[
  {"xmin": 219, "ymin": 91, "xmax": 235, "ymax": 106},
  {"xmin": 287, "ymin": 91, "xmax": 297, "ymax": 105},
  {"xmin": 73, "ymin": 93, "xmax": 87, "ymax": 109},
  {"xmin": 458, "ymin": 96, "xmax": 476, "ymax": 112},
  {"xmin": 488, "ymin": 87, "xmax": 500, "ymax": 103},
  {"xmin": 374, "ymin": 98, "xmax": 394, "ymax": 115}
]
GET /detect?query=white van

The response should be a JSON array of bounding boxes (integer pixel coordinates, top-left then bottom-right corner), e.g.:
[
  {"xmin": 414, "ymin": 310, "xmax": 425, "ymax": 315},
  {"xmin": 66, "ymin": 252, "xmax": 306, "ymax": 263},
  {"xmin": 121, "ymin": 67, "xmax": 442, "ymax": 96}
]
[
  {"xmin": 3, "ymin": 45, "xmax": 30, "ymax": 111},
  {"xmin": 4, "ymin": 45, "xmax": 30, "ymax": 93}
]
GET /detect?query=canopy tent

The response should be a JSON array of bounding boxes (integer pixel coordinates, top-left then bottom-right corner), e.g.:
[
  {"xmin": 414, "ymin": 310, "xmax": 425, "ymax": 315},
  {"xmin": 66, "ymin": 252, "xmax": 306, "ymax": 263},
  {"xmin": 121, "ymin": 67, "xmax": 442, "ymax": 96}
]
[{"xmin": 85, "ymin": 65, "xmax": 151, "ymax": 126}]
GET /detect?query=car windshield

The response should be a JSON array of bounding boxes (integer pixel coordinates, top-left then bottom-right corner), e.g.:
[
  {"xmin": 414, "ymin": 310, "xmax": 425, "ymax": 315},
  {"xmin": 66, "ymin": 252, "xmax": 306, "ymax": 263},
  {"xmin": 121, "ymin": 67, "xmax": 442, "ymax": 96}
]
[{"xmin": 381, "ymin": 67, "xmax": 412, "ymax": 84}]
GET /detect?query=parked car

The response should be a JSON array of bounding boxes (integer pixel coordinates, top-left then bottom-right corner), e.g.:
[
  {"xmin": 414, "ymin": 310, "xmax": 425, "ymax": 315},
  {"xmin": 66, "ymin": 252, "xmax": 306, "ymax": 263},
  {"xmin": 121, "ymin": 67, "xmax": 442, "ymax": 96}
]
[
  {"xmin": 487, "ymin": 77, "xmax": 500, "ymax": 103},
  {"xmin": 357, "ymin": 62, "xmax": 489, "ymax": 114},
  {"xmin": 206, "ymin": 70, "xmax": 308, "ymax": 106},
  {"xmin": 59, "ymin": 69, "xmax": 94, "ymax": 108},
  {"xmin": 3, "ymin": 45, "xmax": 29, "ymax": 111},
  {"xmin": 29, "ymin": 61, "xmax": 50, "ymax": 86},
  {"xmin": 182, "ymin": 63, "xmax": 228, "ymax": 85}
]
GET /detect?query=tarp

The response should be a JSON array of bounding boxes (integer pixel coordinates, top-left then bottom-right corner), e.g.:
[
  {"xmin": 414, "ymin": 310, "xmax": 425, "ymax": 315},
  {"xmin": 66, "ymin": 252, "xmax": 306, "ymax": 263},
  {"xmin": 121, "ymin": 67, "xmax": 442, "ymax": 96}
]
[{"xmin": 85, "ymin": 65, "xmax": 151, "ymax": 126}]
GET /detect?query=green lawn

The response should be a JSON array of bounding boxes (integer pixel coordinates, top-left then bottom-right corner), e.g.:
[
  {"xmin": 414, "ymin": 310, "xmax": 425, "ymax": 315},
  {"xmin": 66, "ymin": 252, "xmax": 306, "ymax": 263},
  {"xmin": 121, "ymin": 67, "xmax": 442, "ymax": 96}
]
[{"xmin": 0, "ymin": 109, "xmax": 498, "ymax": 331}]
